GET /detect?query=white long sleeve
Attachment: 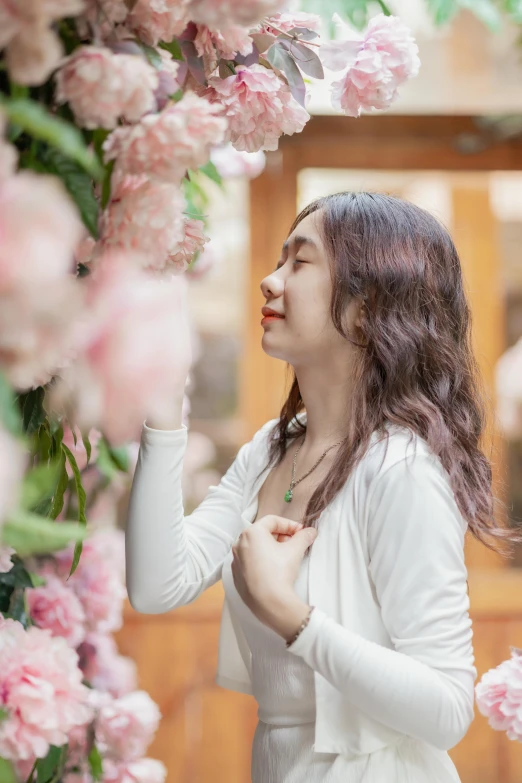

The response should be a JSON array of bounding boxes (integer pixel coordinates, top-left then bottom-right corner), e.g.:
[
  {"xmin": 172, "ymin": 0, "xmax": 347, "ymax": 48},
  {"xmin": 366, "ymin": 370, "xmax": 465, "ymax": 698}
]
[
  {"xmin": 125, "ymin": 421, "xmax": 257, "ymax": 614},
  {"xmin": 286, "ymin": 452, "xmax": 477, "ymax": 751}
]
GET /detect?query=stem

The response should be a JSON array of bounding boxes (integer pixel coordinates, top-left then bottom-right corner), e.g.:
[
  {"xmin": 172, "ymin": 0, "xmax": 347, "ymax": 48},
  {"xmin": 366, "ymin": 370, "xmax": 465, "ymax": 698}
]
[
  {"xmin": 24, "ymin": 759, "xmax": 37, "ymax": 783},
  {"xmin": 263, "ymin": 23, "xmax": 321, "ymax": 47}
]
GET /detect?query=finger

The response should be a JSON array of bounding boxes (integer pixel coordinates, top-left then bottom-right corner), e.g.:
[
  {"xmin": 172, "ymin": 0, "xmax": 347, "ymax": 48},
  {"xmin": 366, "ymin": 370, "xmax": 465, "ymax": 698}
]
[
  {"xmin": 287, "ymin": 526, "xmax": 318, "ymax": 553},
  {"xmin": 257, "ymin": 515, "xmax": 304, "ymax": 536}
]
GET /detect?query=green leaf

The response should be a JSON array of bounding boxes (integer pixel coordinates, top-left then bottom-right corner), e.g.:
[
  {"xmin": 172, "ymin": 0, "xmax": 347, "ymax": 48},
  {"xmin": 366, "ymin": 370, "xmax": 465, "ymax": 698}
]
[
  {"xmin": 82, "ymin": 431, "xmax": 92, "ymax": 465},
  {"xmin": 7, "ymin": 588, "xmax": 30, "ymax": 628},
  {"xmin": 429, "ymin": 0, "xmax": 459, "ymax": 24},
  {"xmin": 88, "ymin": 745, "xmax": 103, "ymax": 781},
  {"xmin": 139, "ymin": 42, "xmax": 163, "ymax": 69},
  {"xmin": 36, "ymin": 745, "xmax": 63, "ymax": 783},
  {"xmin": 49, "ymin": 451, "xmax": 69, "ymax": 520},
  {"xmin": 2, "ymin": 512, "xmax": 87, "ymax": 557},
  {"xmin": 458, "ymin": 0, "xmax": 501, "ymax": 29},
  {"xmin": 95, "ymin": 438, "xmax": 129, "ymax": 478},
  {"xmin": 0, "ymin": 557, "xmax": 35, "ymax": 589},
  {"xmin": 158, "ymin": 39, "xmax": 184, "ymax": 60},
  {"xmin": 504, "ymin": 0, "xmax": 522, "ymax": 22},
  {"xmin": 19, "ymin": 457, "xmax": 65, "ymax": 512},
  {"xmin": 266, "ymin": 43, "xmax": 307, "ymax": 107},
  {"xmin": 198, "ymin": 160, "xmax": 222, "ymax": 187},
  {"xmin": 108, "ymin": 445, "xmax": 130, "ymax": 472},
  {"xmin": 39, "ymin": 146, "xmax": 100, "ymax": 238},
  {"xmin": 0, "ymin": 758, "xmax": 17, "ymax": 783},
  {"xmin": 0, "ymin": 372, "xmax": 23, "ymax": 437},
  {"xmin": 61, "ymin": 444, "xmax": 87, "ymax": 578},
  {"xmin": 19, "ymin": 387, "xmax": 46, "ymax": 435},
  {"xmin": 0, "ymin": 98, "xmax": 103, "ymax": 179}
]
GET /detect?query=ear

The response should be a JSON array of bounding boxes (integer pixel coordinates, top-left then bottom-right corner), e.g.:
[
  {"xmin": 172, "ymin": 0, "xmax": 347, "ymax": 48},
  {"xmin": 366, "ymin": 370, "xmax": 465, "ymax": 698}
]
[{"xmin": 354, "ymin": 298, "xmax": 366, "ymax": 330}]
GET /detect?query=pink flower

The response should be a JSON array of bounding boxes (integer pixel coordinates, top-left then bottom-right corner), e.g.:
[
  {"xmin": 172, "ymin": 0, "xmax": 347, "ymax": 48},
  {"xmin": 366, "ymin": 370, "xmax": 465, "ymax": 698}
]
[
  {"xmin": 45, "ymin": 253, "xmax": 193, "ymax": 445},
  {"xmin": 259, "ymin": 11, "xmax": 322, "ymax": 36},
  {"xmin": 26, "ymin": 575, "xmax": 87, "ymax": 648},
  {"xmin": 169, "ymin": 218, "xmax": 209, "ymax": 274},
  {"xmin": 0, "ymin": 0, "xmax": 84, "ymax": 86},
  {"xmin": 495, "ymin": 336, "xmax": 522, "ymax": 440},
  {"xmin": 103, "ymin": 92, "xmax": 227, "ymax": 185},
  {"xmin": 95, "ymin": 691, "xmax": 161, "ymax": 761},
  {"xmin": 0, "ymin": 171, "xmax": 84, "ymax": 293},
  {"xmin": 0, "ymin": 617, "xmax": 93, "ymax": 761},
  {"xmin": 210, "ymin": 143, "xmax": 265, "ymax": 179},
  {"xmin": 320, "ymin": 13, "xmax": 420, "ymax": 117},
  {"xmin": 188, "ymin": 0, "xmax": 288, "ymax": 27},
  {"xmin": 127, "ymin": 0, "xmax": 191, "ymax": 46},
  {"xmin": 206, "ymin": 64, "xmax": 309, "ymax": 152},
  {"xmin": 50, "ymin": 531, "xmax": 126, "ymax": 634},
  {"xmin": 98, "ymin": 174, "xmax": 186, "ymax": 273},
  {"xmin": 55, "ymin": 46, "xmax": 159, "ymax": 130},
  {"xmin": 475, "ymin": 648, "xmax": 522, "ymax": 739},
  {"xmin": 102, "ymin": 758, "xmax": 167, "ymax": 783},
  {"xmin": 194, "ymin": 24, "xmax": 253, "ymax": 74},
  {"xmin": 77, "ymin": 633, "xmax": 138, "ymax": 698},
  {"xmin": 0, "ymin": 277, "xmax": 85, "ymax": 391},
  {"xmin": 0, "ymin": 545, "xmax": 15, "ymax": 572}
]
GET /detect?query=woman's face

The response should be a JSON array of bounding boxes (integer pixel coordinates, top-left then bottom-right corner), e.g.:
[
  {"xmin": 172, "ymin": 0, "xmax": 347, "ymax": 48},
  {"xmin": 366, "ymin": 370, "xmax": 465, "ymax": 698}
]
[{"xmin": 259, "ymin": 210, "xmax": 362, "ymax": 368}]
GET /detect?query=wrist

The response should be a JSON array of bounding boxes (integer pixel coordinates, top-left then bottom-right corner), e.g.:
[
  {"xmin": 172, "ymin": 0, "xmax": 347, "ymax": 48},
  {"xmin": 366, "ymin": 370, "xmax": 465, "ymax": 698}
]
[{"xmin": 263, "ymin": 593, "xmax": 312, "ymax": 643}]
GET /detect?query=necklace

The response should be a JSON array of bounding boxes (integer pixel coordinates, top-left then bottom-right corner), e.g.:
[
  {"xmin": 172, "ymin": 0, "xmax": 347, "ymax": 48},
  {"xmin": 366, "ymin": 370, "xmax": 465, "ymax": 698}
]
[{"xmin": 284, "ymin": 436, "xmax": 343, "ymax": 503}]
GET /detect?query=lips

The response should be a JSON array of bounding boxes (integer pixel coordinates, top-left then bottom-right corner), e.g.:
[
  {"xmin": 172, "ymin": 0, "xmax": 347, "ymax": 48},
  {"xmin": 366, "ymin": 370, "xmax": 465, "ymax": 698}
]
[{"xmin": 261, "ymin": 307, "xmax": 285, "ymax": 318}]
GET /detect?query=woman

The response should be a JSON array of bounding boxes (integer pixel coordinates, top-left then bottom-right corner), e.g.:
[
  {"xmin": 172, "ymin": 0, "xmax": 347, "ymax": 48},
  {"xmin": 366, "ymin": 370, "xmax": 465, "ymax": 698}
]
[{"xmin": 125, "ymin": 192, "xmax": 518, "ymax": 782}]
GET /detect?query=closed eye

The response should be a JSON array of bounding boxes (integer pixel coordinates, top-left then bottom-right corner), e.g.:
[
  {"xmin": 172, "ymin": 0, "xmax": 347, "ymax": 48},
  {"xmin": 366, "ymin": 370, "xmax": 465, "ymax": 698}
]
[{"xmin": 275, "ymin": 259, "xmax": 306, "ymax": 271}]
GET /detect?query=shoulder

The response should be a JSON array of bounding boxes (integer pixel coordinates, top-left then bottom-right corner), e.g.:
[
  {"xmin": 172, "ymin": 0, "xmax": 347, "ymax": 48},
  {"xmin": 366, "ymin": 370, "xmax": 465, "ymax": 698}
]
[{"xmin": 362, "ymin": 423, "xmax": 441, "ymax": 485}]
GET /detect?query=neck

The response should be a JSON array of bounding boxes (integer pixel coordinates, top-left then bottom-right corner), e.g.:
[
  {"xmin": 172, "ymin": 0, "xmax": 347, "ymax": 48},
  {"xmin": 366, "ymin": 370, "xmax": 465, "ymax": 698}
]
[{"xmin": 292, "ymin": 366, "xmax": 354, "ymax": 450}]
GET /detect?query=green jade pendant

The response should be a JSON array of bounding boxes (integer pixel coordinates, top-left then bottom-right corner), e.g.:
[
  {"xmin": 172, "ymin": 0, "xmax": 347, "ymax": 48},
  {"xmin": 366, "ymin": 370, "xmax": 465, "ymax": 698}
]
[{"xmin": 284, "ymin": 488, "xmax": 293, "ymax": 503}]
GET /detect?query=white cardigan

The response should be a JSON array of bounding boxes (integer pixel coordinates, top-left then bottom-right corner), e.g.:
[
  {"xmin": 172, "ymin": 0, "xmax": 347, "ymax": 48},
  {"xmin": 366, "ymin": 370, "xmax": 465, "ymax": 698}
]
[{"xmin": 125, "ymin": 412, "xmax": 477, "ymax": 758}]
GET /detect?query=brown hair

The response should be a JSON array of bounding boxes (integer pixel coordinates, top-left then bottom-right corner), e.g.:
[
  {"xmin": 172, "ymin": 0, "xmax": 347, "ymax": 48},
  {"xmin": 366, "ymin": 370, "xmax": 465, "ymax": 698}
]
[{"xmin": 254, "ymin": 191, "xmax": 521, "ymax": 559}]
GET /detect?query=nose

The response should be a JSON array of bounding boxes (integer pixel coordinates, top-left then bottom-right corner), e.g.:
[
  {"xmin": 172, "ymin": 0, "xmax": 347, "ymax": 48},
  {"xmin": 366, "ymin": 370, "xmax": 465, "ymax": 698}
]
[{"xmin": 260, "ymin": 268, "xmax": 285, "ymax": 300}]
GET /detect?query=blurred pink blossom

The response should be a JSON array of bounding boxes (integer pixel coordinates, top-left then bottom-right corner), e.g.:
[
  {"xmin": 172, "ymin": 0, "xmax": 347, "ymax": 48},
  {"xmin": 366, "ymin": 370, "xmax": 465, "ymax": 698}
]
[
  {"xmin": 99, "ymin": 174, "xmax": 185, "ymax": 273},
  {"xmin": 185, "ymin": 240, "xmax": 222, "ymax": 281},
  {"xmin": 210, "ymin": 143, "xmax": 265, "ymax": 179},
  {"xmin": 127, "ymin": 0, "xmax": 191, "ymax": 46},
  {"xmin": 26, "ymin": 574, "xmax": 87, "ymax": 648},
  {"xmin": 475, "ymin": 647, "xmax": 522, "ymax": 739},
  {"xmin": 48, "ymin": 531, "xmax": 126, "ymax": 633},
  {"xmin": 259, "ymin": 11, "xmax": 322, "ymax": 35},
  {"xmin": 194, "ymin": 24, "xmax": 253, "ymax": 74},
  {"xmin": 0, "ymin": 0, "xmax": 84, "ymax": 85},
  {"xmin": 45, "ymin": 252, "xmax": 192, "ymax": 445},
  {"xmin": 206, "ymin": 64, "xmax": 309, "ymax": 152},
  {"xmin": 103, "ymin": 92, "xmax": 227, "ymax": 185},
  {"xmin": 188, "ymin": 0, "xmax": 287, "ymax": 27},
  {"xmin": 78, "ymin": 633, "xmax": 138, "ymax": 697},
  {"xmin": 0, "ymin": 617, "xmax": 93, "ymax": 761},
  {"xmin": 55, "ymin": 46, "xmax": 159, "ymax": 129},
  {"xmin": 320, "ymin": 13, "xmax": 420, "ymax": 117},
  {"xmin": 0, "ymin": 544, "xmax": 15, "ymax": 572},
  {"xmin": 495, "ymin": 336, "xmax": 522, "ymax": 440},
  {"xmin": 0, "ymin": 278, "xmax": 85, "ymax": 391},
  {"xmin": 0, "ymin": 171, "xmax": 84, "ymax": 292},
  {"xmin": 95, "ymin": 690, "xmax": 161, "ymax": 761},
  {"xmin": 169, "ymin": 218, "xmax": 209, "ymax": 274},
  {"xmin": 102, "ymin": 757, "xmax": 167, "ymax": 783}
]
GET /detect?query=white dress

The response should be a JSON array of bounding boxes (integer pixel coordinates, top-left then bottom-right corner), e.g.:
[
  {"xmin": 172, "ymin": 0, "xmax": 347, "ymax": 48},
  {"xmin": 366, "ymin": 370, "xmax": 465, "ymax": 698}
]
[{"xmin": 222, "ymin": 497, "xmax": 463, "ymax": 783}]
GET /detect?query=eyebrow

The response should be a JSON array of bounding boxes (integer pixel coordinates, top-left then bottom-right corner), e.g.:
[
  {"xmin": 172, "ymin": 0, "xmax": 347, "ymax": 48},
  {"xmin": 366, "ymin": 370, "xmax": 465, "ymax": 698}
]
[
  {"xmin": 282, "ymin": 234, "xmax": 318, "ymax": 254},
  {"xmin": 275, "ymin": 234, "xmax": 318, "ymax": 269}
]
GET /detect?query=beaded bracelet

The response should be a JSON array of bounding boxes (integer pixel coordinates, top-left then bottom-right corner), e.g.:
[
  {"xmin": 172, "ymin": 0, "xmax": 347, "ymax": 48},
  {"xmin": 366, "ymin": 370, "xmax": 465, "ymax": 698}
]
[{"xmin": 285, "ymin": 605, "xmax": 316, "ymax": 648}]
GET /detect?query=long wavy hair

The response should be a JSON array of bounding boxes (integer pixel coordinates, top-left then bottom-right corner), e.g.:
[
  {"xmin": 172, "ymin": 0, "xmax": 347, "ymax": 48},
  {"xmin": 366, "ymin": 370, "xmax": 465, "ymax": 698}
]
[{"xmin": 254, "ymin": 191, "xmax": 522, "ymax": 559}]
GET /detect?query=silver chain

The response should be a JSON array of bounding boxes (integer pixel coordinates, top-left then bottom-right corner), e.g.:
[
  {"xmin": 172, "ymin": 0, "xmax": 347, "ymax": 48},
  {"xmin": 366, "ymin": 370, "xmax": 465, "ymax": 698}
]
[{"xmin": 284, "ymin": 435, "xmax": 343, "ymax": 503}]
